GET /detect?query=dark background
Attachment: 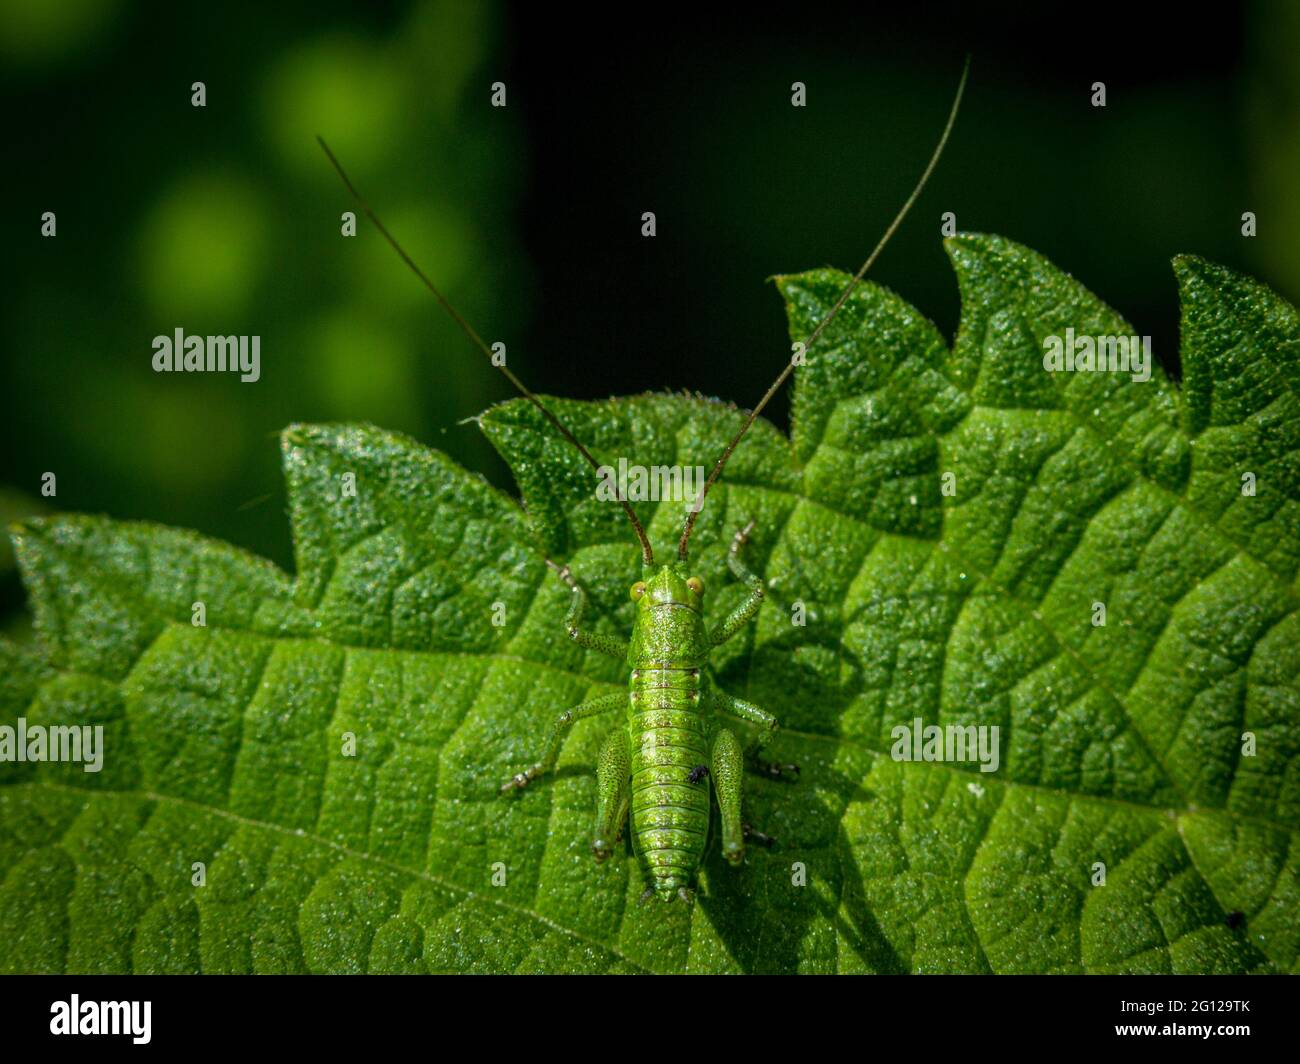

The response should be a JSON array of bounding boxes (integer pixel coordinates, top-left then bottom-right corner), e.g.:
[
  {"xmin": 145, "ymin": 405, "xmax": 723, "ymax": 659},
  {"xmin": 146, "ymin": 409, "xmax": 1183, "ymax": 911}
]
[{"xmin": 3, "ymin": 0, "xmax": 1297, "ymax": 635}]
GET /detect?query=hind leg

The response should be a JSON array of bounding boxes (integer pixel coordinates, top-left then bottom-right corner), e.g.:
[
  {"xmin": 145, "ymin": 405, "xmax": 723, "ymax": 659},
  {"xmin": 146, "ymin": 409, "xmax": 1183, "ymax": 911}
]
[
  {"xmin": 592, "ymin": 727, "xmax": 630, "ymax": 862},
  {"xmin": 711, "ymin": 727, "xmax": 746, "ymax": 865}
]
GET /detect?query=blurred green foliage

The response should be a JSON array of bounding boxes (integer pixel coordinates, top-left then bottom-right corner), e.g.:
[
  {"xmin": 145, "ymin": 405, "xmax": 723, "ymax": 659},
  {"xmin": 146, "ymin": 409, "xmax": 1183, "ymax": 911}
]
[{"xmin": 1, "ymin": 1, "xmax": 526, "ymax": 626}]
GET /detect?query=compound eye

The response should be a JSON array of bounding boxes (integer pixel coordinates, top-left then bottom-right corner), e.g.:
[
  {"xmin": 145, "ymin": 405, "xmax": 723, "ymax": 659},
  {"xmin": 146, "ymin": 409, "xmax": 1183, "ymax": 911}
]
[
  {"xmin": 630, "ymin": 581, "xmax": 647, "ymax": 601},
  {"xmin": 686, "ymin": 576, "xmax": 704, "ymax": 596}
]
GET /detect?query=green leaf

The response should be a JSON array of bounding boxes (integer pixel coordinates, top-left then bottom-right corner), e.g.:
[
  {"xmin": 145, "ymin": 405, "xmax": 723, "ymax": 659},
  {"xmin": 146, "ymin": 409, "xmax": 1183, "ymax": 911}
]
[{"xmin": 2, "ymin": 234, "xmax": 1297, "ymax": 974}]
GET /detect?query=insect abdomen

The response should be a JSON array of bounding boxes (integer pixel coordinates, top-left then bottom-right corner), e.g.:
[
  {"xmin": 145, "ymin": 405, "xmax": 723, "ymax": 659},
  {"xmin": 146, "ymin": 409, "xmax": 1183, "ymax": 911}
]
[{"xmin": 628, "ymin": 666, "xmax": 709, "ymax": 895}]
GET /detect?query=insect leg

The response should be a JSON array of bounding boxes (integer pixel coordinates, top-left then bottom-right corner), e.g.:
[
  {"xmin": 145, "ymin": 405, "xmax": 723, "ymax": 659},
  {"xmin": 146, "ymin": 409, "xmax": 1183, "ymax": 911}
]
[
  {"xmin": 591, "ymin": 726, "xmax": 630, "ymax": 862},
  {"xmin": 711, "ymin": 727, "xmax": 747, "ymax": 865},
  {"xmin": 710, "ymin": 690, "xmax": 800, "ymax": 781},
  {"xmin": 550, "ymin": 562, "xmax": 629, "ymax": 660},
  {"xmin": 501, "ymin": 692, "xmax": 624, "ymax": 792},
  {"xmin": 709, "ymin": 521, "xmax": 764, "ymax": 646},
  {"xmin": 710, "ymin": 689, "xmax": 778, "ymax": 735}
]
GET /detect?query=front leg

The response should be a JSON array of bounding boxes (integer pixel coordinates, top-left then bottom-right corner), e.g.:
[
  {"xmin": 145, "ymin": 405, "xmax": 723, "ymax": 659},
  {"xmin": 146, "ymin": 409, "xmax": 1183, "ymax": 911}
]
[
  {"xmin": 501, "ymin": 692, "xmax": 624, "ymax": 792},
  {"xmin": 591, "ymin": 726, "xmax": 631, "ymax": 861},
  {"xmin": 710, "ymin": 521, "xmax": 764, "ymax": 647},
  {"xmin": 550, "ymin": 561, "xmax": 628, "ymax": 660}
]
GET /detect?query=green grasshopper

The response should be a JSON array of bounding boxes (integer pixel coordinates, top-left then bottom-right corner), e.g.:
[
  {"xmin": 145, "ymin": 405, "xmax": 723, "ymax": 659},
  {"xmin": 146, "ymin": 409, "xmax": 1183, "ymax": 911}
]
[{"xmin": 318, "ymin": 58, "xmax": 968, "ymax": 903}]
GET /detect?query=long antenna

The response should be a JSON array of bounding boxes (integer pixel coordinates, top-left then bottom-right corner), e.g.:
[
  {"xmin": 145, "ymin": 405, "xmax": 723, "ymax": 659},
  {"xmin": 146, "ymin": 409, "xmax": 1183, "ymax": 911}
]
[
  {"xmin": 677, "ymin": 55, "xmax": 971, "ymax": 562},
  {"xmin": 317, "ymin": 136, "xmax": 656, "ymax": 566}
]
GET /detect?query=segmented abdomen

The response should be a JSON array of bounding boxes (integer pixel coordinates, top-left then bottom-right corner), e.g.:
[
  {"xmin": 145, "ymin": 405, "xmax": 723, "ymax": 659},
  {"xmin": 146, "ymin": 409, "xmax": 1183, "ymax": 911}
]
[{"xmin": 629, "ymin": 665, "xmax": 709, "ymax": 894}]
